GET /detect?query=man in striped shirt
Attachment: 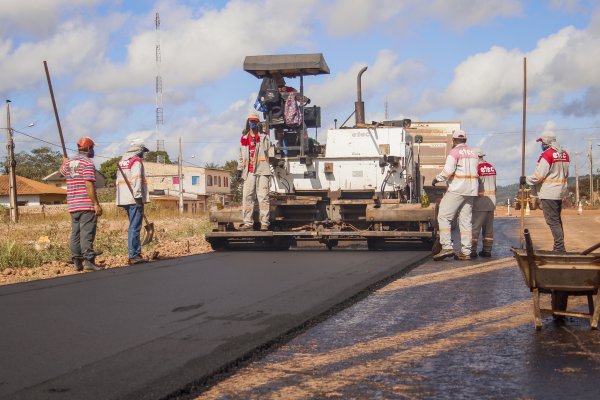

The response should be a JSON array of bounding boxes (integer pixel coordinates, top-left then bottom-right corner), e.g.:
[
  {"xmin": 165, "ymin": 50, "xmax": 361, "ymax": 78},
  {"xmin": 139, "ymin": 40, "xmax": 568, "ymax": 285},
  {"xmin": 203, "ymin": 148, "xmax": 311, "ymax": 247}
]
[{"xmin": 60, "ymin": 136, "xmax": 103, "ymax": 272}]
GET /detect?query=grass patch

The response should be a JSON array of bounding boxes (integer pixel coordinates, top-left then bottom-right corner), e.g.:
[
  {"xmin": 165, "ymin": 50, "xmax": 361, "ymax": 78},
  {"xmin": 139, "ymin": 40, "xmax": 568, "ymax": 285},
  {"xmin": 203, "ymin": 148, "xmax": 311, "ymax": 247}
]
[{"xmin": 0, "ymin": 241, "xmax": 43, "ymax": 269}]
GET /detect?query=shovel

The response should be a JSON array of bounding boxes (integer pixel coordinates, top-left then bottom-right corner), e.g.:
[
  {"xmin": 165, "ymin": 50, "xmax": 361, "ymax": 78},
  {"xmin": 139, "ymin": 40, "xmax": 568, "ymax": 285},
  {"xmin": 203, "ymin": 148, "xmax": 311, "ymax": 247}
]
[{"xmin": 117, "ymin": 163, "xmax": 155, "ymax": 245}]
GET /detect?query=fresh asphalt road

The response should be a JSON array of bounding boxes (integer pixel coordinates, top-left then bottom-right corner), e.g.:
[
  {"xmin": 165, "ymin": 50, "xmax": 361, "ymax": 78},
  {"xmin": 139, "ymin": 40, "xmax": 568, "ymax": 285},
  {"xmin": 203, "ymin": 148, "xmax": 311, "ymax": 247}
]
[{"xmin": 0, "ymin": 247, "xmax": 428, "ymax": 400}]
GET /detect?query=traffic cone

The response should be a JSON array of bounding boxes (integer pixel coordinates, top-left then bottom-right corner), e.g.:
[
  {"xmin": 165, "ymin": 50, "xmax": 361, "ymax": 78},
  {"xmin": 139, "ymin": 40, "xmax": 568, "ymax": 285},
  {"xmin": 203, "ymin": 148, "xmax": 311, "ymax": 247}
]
[
  {"xmin": 525, "ymin": 200, "xmax": 531, "ymax": 216},
  {"xmin": 578, "ymin": 201, "xmax": 583, "ymax": 215}
]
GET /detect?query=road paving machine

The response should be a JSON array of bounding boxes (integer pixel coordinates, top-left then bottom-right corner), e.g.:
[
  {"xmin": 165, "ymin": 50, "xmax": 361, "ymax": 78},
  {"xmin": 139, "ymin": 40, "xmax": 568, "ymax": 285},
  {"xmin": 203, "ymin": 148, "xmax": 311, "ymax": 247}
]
[{"xmin": 206, "ymin": 53, "xmax": 454, "ymax": 250}]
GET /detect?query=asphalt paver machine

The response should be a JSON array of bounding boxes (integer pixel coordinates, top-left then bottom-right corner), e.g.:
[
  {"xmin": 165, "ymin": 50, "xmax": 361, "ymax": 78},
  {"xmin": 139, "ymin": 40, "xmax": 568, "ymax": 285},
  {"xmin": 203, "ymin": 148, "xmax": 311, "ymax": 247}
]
[{"xmin": 206, "ymin": 53, "xmax": 451, "ymax": 250}]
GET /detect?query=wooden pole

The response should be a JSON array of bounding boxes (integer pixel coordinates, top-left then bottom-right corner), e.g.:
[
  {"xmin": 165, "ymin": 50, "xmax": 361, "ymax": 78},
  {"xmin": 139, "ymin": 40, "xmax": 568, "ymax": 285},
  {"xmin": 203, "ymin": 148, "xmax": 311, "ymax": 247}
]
[
  {"xmin": 520, "ymin": 57, "xmax": 527, "ymax": 248},
  {"xmin": 43, "ymin": 61, "xmax": 67, "ymax": 157},
  {"xmin": 178, "ymin": 137, "xmax": 184, "ymax": 214},
  {"xmin": 5, "ymin": 100, "xmax": 18, "ymax": 223}
]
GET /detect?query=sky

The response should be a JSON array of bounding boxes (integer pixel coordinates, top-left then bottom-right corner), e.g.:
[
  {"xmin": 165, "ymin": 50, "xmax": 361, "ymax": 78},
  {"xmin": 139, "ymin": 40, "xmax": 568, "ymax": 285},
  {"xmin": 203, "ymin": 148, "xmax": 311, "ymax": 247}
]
[{"xmin": 1, "ymin": 0, "xmax": 600, "ymax": 187}]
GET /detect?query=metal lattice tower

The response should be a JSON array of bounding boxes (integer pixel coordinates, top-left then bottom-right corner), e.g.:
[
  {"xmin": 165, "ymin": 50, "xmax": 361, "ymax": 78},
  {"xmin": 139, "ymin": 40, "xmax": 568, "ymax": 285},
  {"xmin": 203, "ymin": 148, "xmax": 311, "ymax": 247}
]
[{"xmin": 155, "ymin": 11, "xmax": 164, "ymax": 162}]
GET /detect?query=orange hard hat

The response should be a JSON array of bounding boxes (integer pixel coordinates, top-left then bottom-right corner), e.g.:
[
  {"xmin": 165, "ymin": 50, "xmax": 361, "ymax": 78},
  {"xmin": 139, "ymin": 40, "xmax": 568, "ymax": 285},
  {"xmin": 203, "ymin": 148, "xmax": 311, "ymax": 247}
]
[{"xmin": 77, "ymin": 136, "xmax": 96, "ymax": 149}]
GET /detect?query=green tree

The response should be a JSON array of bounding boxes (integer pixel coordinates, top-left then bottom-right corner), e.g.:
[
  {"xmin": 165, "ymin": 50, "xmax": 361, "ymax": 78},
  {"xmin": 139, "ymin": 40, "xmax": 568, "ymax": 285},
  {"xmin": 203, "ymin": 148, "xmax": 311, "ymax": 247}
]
[
  {"xmin": 0, "ymin": 146, "xmax": 63, "ymax": 181},
  {"xmin": 145, "ymin": 150, "xmax": 172, "ymax": 163},
  {"xmin": 223, "ymin": 159, "xmax": 242, "ymax": 204},
  {"xmin": 204, "ymin": 162, "xmax": 221, "ymax": 169},
  {"xmin": 99, "ymin": 156, "xmax": 121, "ymax": 186}
]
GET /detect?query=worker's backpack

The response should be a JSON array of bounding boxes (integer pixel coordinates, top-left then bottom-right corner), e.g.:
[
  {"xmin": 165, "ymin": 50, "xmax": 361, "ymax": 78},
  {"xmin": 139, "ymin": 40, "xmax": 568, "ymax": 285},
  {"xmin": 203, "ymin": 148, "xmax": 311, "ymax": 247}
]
[
  {"xmin": 258, "ymin": 76, "xmax": 280, "ymax": 107},
  {"xmin": 284, "ymin": 92, "xmax": 302, "ymax": 127}
]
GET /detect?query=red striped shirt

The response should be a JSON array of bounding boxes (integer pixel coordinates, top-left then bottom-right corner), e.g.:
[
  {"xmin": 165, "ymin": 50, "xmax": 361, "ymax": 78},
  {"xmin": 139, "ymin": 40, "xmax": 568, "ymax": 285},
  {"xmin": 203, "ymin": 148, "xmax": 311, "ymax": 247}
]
[{"xmin": 60, "ymin": 155, "xmax": 96, "ymax": 213}]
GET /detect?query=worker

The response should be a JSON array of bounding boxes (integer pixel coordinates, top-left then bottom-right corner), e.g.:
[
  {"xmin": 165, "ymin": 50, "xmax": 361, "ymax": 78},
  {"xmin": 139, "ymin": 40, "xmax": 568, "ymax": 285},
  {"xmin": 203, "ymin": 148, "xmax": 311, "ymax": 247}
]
[
  {"xmin": 237, "ymin": 112, "xmax": 272, "ymax": 231},
  {"xmin": 116, "ymin": 139, "xmax": 150, "ymax": 264},
  {"xmin": 432, "ymin": 130, "xmax": 479, "ymax": 261},
  {"xmin": 60, "ymin": 136, "xmax": 103, "ymax": 272},
  {"xmin": 471, "ymin": 148, "xmax": 497, "ymax": 258},
  {"xmin": 520, "ymin": 132, "xmax": 570, "ymax": 252}
]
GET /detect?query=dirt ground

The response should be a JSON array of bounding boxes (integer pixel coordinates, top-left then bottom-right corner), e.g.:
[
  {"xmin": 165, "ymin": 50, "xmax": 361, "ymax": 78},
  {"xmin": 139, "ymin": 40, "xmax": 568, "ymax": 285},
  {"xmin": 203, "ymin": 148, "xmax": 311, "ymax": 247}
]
[
  {"xmin": 0, "ymin": 214, "xmax": 214, "ymax": 286},
  {"xmin": 502, "ymin": 208, "xmax": 600, "ymax": 251}
]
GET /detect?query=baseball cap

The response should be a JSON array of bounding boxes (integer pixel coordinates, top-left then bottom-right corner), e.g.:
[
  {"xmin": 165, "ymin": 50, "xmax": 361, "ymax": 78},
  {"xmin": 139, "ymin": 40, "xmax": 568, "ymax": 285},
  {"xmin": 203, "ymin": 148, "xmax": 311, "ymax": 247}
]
[
  {"xmin": 128, "ymin": 138, "xmax": 150, "ymax": 153},
  {"xmin": 77, "ymin": 136, "xmax": 95, "ymax": 150},
  {"xmin": 452, "ymin": 130, "xmax": 467, "ymax": 139},
  {"xmin": 536, "ymin": 131, "xmax": 556, "ymax": 144},
  {"xmin": 247, "ymin": 112, "xmax": 260, "ymax": 121},
  {"xmin": 473, "ymin": 148, "xmax": 485, "ymax": 157}
]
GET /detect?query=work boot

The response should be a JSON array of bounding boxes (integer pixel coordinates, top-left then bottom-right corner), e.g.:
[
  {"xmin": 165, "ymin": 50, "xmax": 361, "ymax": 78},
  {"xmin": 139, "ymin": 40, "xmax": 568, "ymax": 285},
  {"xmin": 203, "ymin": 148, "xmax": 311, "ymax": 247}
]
[
  {"xmin": 433, "ymin": 248, "xmax": 455, "ymax": 261},
  {"xmin": 238, "ymin": 224, "xmax": 254, "ymax": 231},
  {"xmin": 83, "ymin": 259, "xmax": 103, "ymax": 272},
  {"xmin": 260, "ymin": 224, "xmax": 269, "ymax": 231},
  {"xmin": 470, "ymin": 251, "xmax": 478, "ymax": 259},
  {"xmin": 479, "ymin": 250, "xmax": 492, "ymax": 258},
  {"xmin": 455, "ymin": 253, "xmax": 472, "ymax": 261},
  {"xmin": 73, "ymin": 258, "xmax": 83, "ymax": 272},
  {"xmin": 129, "ymin": 256, "xmax": 146, "ymax": 265}
]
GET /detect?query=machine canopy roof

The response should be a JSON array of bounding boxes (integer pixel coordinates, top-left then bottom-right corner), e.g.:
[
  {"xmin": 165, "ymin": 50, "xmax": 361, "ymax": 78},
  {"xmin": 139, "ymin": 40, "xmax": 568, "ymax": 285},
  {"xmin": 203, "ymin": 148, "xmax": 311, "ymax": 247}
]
[{"xmin": 243, "ymin": 53, "xmax": 330, "ymax": 78}]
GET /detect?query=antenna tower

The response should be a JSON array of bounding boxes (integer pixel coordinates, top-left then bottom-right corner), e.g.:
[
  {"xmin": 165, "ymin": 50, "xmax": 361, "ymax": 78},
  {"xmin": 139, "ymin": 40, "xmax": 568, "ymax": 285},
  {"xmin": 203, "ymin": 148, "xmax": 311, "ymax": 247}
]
[
  {"xmin": 155, "ymin": 11, "xmax": 165, "ymax": 163},
  {"xmin": 384, "ymin": 99, "xmax": 389, "ymax": 120}
]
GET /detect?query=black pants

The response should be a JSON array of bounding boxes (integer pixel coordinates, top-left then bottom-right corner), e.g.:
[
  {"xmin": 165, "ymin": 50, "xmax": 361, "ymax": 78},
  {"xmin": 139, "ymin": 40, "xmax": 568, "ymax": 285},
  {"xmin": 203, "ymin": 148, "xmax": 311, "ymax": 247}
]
[
  {"xmin": 540, "ymin": 199, "xmax": 565, "ymax": 252},
  {"xmin": 70, "ymin": 210, "xmax": 98, "ymax": 261}
]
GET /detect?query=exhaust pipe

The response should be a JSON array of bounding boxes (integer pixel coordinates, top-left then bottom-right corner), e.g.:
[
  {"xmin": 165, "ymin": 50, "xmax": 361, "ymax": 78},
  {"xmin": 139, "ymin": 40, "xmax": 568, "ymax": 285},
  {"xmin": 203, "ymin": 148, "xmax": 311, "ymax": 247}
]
[{"xmin": 355, "ymin": 66, "xmax": 368, "ymax": 126}]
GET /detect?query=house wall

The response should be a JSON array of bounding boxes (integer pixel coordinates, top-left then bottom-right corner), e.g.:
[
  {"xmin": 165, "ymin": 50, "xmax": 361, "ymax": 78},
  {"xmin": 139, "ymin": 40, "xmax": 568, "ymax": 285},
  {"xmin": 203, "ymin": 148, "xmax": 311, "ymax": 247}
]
[
  {"xmin": 144, "ymin": 163, "xmax": 230, "ymax": 196},
  {"xmin": 0, "ymin": 194, "xmax": 41, "ymax": 206}
]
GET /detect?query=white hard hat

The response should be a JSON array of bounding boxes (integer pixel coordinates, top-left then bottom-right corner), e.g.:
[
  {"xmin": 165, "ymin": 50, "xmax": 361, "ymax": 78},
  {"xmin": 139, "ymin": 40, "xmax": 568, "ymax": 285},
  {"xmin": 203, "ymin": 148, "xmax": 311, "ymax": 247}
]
[{"xmin": 452, "ymin": 130, "xmax": 467, "ymax": 139}]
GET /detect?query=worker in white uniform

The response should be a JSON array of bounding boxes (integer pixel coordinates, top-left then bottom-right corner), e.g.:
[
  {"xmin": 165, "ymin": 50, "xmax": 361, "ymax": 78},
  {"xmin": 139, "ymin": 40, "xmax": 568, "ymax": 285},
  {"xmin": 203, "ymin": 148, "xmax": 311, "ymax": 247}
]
[
  {"xmin": 471, "ymin": 148, "xmax": 497, "ymax": 258},
  {"xmin": 432, "ymin": 130, "xmax": 479, "ymax": 261}
]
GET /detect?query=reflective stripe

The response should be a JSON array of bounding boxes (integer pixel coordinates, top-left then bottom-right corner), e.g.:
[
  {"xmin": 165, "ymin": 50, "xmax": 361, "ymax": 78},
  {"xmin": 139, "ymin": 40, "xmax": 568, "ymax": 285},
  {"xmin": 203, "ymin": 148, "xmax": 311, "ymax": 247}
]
[
  {"xmin": 453, "ymin": 174, "xmax": 479, "ymax": 179},
  {"xmin": 478, "ymin": 190, "xmax": 496, "ymax": 196}
]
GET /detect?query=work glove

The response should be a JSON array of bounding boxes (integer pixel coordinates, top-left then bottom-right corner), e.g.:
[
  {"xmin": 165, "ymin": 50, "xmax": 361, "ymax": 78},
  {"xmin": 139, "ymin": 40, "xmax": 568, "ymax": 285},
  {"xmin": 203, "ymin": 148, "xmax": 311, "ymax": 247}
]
[
  {"xmin": 235, "ymin": 170, "xmax": 242, "ymax": 182},
  {"xmin": 519, "ymin": 176, "xmax": 527, "ymax": 186},
  {"xmin": 135, "ymin": 197, "xmax": 144, "ymax": 210},
  {"xmin": 431, "ymin": 178, "xmax": 438, "ymax": 187}
]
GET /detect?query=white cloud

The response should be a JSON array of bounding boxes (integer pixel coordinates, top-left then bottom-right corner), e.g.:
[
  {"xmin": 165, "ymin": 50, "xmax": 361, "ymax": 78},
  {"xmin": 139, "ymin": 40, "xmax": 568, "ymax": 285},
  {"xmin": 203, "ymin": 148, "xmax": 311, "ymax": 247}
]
[
  {"xmin": 416, "ymin": 13, "xmax": 600, "ymax": 121},
  {"xmin": 77, "ymin": 0, "xmax": 319, "ymax": 92},
  {"xmin": 0, "ymin": 0, "xmax": 101, "ymax": 37},
  {"xmin": 320, "ymin": 0, "xmax": 522, "ymax": 36}
]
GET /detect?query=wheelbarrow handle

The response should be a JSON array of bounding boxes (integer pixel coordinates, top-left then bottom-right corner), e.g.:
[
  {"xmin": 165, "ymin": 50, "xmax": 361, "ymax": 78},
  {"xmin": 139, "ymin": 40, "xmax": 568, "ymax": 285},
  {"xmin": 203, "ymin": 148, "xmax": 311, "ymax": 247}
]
[{"xmin": 581, "ymin": 241, "xmax": 600, "ymax": 255}]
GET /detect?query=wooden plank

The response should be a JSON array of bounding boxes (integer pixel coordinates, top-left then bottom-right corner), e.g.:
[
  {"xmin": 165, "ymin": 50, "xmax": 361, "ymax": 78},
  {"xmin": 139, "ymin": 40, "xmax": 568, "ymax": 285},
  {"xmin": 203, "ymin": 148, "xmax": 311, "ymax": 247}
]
[{"xmin": 533, "ymin": 288, "xmax": 542, "ymax": 331}]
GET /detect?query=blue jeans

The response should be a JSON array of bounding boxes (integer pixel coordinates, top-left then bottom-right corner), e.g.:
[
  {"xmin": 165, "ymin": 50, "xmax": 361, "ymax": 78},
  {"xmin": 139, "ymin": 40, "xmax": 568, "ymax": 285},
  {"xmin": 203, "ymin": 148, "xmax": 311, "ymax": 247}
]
[{"xmin": 122, "ymin": 204, "xmax": 143, "ymax": 259}]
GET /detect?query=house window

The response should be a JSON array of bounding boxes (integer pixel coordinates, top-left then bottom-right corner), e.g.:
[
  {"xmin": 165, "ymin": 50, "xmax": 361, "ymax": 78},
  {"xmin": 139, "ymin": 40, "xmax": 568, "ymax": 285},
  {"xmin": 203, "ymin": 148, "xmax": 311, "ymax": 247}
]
[
  {"xmin": 218, "ymin": 176, "xmax": 222, "ymax": 186},
  {"xmin": 224, "ymin": 177, "xmax": 228, "ymax": 187},
  {"xmin": 192, "ymin": 176, "xmax": 199, "ymax": 185},
  {"xmin": 207, "ymin": 175, "xmax": 213, "ymax": 186}
]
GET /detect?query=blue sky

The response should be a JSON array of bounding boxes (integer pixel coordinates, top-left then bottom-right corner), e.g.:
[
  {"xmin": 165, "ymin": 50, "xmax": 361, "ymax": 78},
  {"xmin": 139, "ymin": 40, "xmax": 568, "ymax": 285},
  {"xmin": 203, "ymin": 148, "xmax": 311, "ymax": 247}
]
[{"xmin": 1, "ymin": 0, "xmax": 600, "ymax": 186}]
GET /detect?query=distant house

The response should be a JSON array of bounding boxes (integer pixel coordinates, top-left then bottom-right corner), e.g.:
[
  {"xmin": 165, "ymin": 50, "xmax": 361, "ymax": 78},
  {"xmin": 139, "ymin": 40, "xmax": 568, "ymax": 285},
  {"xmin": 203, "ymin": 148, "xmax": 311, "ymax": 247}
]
[
  {"xmin": 144, "ymin": 162, "xmax": 231, "ymax": 211},
  {"xmin": 0, "ymin": 175, "xmax": 67, "ymax": 206},
  {"xmin": 42, "ymin": 169, "xmax": 107, "ymax": 189}
]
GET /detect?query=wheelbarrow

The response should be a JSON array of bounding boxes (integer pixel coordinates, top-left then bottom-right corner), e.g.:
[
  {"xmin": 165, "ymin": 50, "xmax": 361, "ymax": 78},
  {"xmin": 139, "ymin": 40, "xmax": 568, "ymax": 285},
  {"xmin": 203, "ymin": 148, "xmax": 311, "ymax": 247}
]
[{"xmin": 511, "ymin": 229, "xmax": 600, "ymax": 330}]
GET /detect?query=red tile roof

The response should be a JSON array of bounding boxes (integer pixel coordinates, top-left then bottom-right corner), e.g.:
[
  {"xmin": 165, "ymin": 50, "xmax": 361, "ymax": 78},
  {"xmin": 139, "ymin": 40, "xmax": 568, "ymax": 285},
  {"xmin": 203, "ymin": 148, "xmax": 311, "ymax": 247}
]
[{"xmin": 0, "ymin": 175, "xmax": 67, "ymax": 196}]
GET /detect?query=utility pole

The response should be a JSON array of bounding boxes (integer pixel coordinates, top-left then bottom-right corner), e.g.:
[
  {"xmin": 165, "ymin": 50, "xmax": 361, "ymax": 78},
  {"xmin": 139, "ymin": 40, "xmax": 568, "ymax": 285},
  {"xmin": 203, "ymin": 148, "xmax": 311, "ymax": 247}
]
[
  {"xmin": 573, "ymin": 152, "xmax": 580, "ymax": 206},
  {"xmin": 590, "ymin": 140, "xmax": 593, "ymax": 204},
  {"xmin": 178, "ymin": 137, "xmax": 184, "ymax": 214},
  {"xmin": 5, "ymin": 100, "xmax": 18, "ymax": 223}
]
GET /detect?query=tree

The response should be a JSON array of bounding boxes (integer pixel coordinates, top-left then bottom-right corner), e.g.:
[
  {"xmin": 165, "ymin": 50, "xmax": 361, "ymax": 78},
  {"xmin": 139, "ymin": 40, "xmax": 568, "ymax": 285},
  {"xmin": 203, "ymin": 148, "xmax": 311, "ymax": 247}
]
[
  {"xmin": 0, "ymin": 146, "xmax": 63, "ymax": 181},
  {"xmin": 223, "ymin": 159, "xmax": 242, "ymax": 204},
  {"xmin": 204, "ymin": 162, "xmax": 221, "ymax": 169},
  {"xmin": 145, "ymin": 150, "xmax": 172, "ymax": 163},
  {"xmin": 99, "ymin": 156, "xmax": 121, "ymax": 186}
]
